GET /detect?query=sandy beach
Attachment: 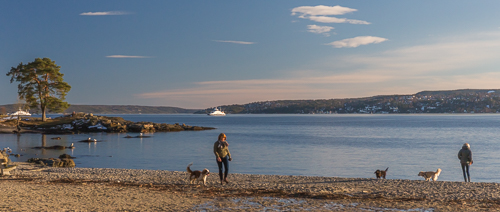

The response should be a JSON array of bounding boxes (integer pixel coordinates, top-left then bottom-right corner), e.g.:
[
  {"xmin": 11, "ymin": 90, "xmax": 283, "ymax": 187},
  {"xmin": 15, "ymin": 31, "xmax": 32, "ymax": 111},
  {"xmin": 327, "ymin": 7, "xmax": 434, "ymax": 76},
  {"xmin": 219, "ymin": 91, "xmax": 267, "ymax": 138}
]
[{"xmin": 0, "ymin": 162, "xmax": 498, "ymax": 211}]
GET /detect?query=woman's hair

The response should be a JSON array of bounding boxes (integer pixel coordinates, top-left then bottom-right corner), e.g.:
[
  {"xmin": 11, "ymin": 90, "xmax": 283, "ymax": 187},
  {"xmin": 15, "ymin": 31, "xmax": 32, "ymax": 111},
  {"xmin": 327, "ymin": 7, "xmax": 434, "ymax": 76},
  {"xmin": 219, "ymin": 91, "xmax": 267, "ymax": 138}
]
[{"xmin": 218, "ymin": 133, "xmax": 226, "ymax": 141}]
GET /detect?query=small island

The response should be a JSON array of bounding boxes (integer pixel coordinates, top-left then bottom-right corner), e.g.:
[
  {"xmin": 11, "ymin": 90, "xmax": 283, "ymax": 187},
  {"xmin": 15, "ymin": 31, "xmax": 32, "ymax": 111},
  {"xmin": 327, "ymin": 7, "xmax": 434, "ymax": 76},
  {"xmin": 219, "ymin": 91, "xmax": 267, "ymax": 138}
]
[{"xmin": 0, "ymin": 112, "xmax": 215, "ymax": 134}]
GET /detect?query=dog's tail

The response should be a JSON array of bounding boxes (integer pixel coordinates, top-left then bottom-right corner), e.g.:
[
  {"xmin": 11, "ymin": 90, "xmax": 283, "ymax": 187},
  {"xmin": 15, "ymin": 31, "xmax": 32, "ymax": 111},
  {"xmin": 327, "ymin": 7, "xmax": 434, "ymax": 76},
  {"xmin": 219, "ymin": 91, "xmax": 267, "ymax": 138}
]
[
  {"xmin": 385, "ymin": 167, "xmax": 389, "ymax": 172},
  {"xmin": 187, "ymin": 162, "xmax": 193, "ymax": 174}
]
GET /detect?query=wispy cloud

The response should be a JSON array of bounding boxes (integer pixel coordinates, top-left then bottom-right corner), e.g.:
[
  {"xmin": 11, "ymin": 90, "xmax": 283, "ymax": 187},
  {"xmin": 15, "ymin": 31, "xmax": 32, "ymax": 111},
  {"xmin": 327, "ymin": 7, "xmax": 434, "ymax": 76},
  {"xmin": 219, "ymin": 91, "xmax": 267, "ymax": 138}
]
[
  {"xmin": 137, "ymin": 32, "xmax": 500, "ymax": 108},
  {"xmin": 291, "ymin": 5, "xmax": 356, "ymax": 16},
  {"xmin": 326, "ymin": 36, "xmax": 388, "ymax": 48},
  {"xmin": 292, "ymin": 5, "xmax": 370, "ymax": 25},
  {"xmin": 80, "ymin": 11, "xmax": 130, "ymax": 16},
  {"xmin": 213, "ymin": 40, "xmax": 255, "ymax": 45},
  {"xmin": 106, "ymin": 55, "xmax": 150, "ymax": 58},
  {"xmin": 307, "ymin": 25, "xmax": 334, "ymax": 35},
  {"xmin": 316, "ymin": 31, "xmax": 500, "ymax": 91},
  {"xmin": 135, "ymin": 73, "xmax": 395, "ymax": 107},
  {"xmin": 307, "ymin": 16, "xmax": 370, "ymax": 24},
  {"xmin": 341, "ymin": 34, "xmax": 500, "ymax": 74}
]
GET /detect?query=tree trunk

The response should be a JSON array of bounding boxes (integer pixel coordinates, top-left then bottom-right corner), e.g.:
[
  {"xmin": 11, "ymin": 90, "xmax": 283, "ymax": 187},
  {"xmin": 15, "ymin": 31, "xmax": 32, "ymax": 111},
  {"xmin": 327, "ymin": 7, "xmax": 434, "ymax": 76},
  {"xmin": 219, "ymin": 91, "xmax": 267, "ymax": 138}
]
[{"xmin": 42, "ymin": 106, "xmax": 46, "ymax": 122}]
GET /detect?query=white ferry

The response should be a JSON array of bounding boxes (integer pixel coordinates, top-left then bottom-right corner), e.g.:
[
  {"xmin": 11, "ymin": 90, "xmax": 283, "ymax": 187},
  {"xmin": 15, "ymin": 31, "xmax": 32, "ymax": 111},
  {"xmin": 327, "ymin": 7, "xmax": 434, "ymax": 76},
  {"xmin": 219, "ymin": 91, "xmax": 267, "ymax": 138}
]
[
  {"xmin": 9, "ymin": 108, "xmax": 31, "ymax": 116},
  {"xmin": 208, "ymin": 107, "xmax": 226, "ymax": 116}
]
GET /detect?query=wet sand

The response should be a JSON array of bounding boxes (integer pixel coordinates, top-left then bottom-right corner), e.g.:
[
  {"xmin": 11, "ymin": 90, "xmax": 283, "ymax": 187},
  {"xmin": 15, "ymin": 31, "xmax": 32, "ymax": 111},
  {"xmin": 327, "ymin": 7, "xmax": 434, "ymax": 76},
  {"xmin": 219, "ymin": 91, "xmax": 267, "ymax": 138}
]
[{"xmin": 1, "ymin": 162, "xmax": 499, "ymax": 211}]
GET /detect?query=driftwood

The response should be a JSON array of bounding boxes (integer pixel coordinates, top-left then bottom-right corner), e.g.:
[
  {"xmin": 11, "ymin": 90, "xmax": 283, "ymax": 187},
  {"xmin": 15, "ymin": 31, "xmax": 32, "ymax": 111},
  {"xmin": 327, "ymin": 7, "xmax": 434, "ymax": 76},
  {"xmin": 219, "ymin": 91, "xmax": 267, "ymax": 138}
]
[{"xmin": 1, "ymin": 165, "xmax": 17, "ymax": 176}]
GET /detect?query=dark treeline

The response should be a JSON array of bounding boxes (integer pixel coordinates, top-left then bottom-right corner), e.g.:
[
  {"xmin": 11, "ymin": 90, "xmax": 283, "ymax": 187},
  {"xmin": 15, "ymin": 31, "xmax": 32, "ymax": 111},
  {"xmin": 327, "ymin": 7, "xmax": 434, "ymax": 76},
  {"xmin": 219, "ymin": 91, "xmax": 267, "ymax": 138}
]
[{"xmin": 0, "ymin": 104, "xmax": 199, "ymax": 115}]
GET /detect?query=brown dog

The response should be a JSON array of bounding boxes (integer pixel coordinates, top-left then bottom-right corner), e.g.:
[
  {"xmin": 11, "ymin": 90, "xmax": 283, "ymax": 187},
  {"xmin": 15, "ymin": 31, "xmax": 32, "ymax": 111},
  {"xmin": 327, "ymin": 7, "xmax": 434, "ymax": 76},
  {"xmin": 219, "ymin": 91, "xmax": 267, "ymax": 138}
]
[
  {"xmin": 374, "ymin": 167, "xmax": 389, "ymax": 179},
  {"xmin": 186, "ymin": 163, "xmax": 210, "ymax": 186}
]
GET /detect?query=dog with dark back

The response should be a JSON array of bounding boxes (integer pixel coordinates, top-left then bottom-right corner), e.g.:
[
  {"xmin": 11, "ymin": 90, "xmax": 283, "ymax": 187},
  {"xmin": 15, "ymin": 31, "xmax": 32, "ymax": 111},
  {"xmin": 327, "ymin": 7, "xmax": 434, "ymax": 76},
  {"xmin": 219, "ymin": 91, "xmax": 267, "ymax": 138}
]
[
  {"xmin": 186, "ymin": 163, "xmax": 210, "ymax": 186},
  {"xmin": 374, "ymin": 167, "xmax": 389, "ymax": 179}
]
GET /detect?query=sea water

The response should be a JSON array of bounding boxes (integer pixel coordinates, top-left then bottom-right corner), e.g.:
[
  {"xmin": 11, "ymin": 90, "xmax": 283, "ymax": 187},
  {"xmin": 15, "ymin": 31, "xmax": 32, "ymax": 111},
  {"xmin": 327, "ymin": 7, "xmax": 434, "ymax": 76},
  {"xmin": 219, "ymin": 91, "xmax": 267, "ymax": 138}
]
[{"xmin": 1, "ymin": 114, "xmax": 500, "ymax": 183}]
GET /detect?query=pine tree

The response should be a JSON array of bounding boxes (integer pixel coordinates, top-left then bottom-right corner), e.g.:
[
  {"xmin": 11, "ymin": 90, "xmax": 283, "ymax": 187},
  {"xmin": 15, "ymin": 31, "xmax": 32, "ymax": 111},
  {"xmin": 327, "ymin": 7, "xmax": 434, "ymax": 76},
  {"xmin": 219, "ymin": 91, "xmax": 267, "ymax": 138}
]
[{"xmin": 7, "ymin": 58, "xmax": 71, "ymax": 121}]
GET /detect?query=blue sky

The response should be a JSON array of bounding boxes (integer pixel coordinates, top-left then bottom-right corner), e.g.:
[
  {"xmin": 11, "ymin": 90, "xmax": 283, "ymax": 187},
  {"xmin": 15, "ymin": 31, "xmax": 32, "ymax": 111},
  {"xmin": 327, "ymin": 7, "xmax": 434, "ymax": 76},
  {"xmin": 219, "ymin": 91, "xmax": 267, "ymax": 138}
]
[{"xmin": 2, "ymin": 1, "xmax": 500, "ymax": 109}]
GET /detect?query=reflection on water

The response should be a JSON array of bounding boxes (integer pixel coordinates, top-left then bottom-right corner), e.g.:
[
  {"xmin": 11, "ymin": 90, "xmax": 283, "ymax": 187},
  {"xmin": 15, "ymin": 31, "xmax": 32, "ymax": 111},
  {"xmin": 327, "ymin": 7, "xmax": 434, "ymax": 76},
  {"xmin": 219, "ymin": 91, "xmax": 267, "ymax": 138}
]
[{"xmin": 2, "ymin": 114, "xmax": 500, "ymax": 183}]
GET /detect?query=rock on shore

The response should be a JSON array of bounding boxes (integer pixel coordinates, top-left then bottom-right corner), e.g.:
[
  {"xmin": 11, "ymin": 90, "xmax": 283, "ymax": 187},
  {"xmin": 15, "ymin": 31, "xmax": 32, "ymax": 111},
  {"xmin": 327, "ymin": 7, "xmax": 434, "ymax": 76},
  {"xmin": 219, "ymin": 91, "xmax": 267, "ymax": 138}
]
[{"xmin": 1, "ymin": 162, "xmax": 499, "ymax": 211}]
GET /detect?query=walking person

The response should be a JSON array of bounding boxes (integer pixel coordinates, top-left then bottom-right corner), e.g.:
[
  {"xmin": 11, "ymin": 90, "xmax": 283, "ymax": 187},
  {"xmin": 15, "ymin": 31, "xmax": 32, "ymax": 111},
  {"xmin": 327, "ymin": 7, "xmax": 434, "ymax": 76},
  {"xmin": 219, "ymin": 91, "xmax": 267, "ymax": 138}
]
[
  {"xmin": 458, "ymin": 143, "xmax": 473, "ymax": 182},
  {"xmin": 214, "ymin": 133, "xmax": 232, "ymax": 185}
]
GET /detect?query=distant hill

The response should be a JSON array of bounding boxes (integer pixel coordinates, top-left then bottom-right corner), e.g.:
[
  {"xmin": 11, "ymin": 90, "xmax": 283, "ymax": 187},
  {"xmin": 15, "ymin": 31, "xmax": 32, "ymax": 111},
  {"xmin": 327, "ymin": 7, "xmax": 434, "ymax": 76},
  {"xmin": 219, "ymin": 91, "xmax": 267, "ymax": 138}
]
[
  {"xmin": 4, "ymin": 89, "xmax": 500, "ymax": 115},
  {"xmin": 416, "ymin": 89, "xmax": 500, "ymax": 96},
  {"xmin": 0, "ymin": 104, "xmax": 199, "ymax": 115},
  {"xmin": 197, "ymin": 89, "xmax": 500, "ymax": 114}
]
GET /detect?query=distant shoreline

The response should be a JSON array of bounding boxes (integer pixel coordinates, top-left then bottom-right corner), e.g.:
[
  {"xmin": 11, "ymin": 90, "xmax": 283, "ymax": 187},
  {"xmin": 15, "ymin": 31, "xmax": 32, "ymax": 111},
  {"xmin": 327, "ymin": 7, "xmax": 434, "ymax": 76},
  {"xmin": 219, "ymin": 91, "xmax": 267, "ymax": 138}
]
[
  {"xmin": 4, "ymin": 87, "xmax": 500, "ymax": 115},
  {"xmin": 0, "ymin": 104, "xmax": 201, "ymax": 115}
]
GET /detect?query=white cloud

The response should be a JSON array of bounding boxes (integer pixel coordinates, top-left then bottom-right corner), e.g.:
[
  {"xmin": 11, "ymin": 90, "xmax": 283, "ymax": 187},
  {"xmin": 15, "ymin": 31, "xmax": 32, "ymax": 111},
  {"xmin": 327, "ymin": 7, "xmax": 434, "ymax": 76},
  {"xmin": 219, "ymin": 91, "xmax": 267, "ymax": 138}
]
[
  {"xmin": 291, "ymin": 5, "xmax": 357, "ymax": 16},
  {"xmin": 307, "ymin": 25, "xmax": 334, "ymax": 34},
  {"xmin": 106, "ymin": 55, "xmax": 150, "ymax": 58},
  {"xmin": 292, "ymin": 5, "xmax": 369, "ymax": 24},
  {"xmin": 213, "ymin": 40, "xmax": 255, "ymax": 45},
  {"xmin": 80, "ymin": 11, "xmax": 130, "ymax": 16},
  {"xmin": 326, "ymin": 36, "xmax": 388, "ymax": 48}
]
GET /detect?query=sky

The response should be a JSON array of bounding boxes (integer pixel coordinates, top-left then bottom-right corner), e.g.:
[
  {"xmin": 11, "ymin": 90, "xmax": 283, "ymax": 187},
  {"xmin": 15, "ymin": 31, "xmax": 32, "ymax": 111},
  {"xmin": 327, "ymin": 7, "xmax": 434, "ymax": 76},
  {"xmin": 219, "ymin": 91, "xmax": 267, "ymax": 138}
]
[{"xmin": 2, "ymin": 1, "xmax": 500, "ymax": 109}]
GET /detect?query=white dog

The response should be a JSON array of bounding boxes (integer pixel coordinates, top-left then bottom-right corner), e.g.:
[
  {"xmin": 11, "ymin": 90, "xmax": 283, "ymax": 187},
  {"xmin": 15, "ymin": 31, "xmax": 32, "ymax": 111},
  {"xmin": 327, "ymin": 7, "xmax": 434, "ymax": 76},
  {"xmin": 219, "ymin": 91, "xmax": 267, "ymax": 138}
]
[{"xmin": 418, "ymin": 168, "xmax": 442, "ymax": 181}]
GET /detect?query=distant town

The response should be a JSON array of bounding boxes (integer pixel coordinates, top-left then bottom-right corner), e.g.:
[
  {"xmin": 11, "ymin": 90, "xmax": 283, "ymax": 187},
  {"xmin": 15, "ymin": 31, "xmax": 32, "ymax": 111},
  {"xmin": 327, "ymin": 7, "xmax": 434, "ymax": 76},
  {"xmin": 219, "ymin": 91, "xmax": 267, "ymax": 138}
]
[{"xmin": 204, "ymin": 89, "xmax": 500, "ymax": 114}]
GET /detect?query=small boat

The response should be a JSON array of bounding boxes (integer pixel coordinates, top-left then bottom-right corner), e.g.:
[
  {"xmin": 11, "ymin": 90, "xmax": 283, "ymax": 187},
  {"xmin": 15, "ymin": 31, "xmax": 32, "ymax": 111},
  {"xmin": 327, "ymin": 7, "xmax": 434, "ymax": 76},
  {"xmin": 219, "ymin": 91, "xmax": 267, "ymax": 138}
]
[{"xmin": 208, "ymin": 107, "xmax": 226, "ymax": 116}]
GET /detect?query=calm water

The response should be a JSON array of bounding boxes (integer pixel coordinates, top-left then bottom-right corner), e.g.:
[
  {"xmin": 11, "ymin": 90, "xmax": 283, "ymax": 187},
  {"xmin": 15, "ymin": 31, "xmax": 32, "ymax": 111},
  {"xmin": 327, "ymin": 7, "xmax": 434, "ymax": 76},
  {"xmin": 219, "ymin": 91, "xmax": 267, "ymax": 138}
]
[{"xmin": 2, "ymin": 114, "xmax": 500, "ymax": 183}]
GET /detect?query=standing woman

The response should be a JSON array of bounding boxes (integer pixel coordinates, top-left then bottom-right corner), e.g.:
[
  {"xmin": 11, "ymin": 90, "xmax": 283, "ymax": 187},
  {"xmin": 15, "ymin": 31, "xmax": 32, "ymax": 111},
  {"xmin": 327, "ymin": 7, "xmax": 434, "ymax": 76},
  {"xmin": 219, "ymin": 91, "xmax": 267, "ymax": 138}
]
[
  {"xmin": 214, "ymin": 133, "xmax": 232, "ymax": 185},
  {"xmin": 458, "ymin": 143, "xmax": 473, "ymax": 182}
]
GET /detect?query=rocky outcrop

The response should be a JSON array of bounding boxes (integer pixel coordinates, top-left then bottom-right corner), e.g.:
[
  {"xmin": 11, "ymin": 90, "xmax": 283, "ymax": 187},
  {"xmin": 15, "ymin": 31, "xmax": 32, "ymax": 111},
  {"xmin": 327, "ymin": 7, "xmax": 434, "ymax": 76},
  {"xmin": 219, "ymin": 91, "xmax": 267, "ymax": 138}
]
[
  {"xmin": 59, "ymin": 154, "xmax": 75, "ymax": 159},
  {"xmin": 27, "ymin": 157, "xmax": 75, "ymax": 168},
  {"xmin": 127, "ymin": 122, "xmax": 155, "ymax": 133},
  {"xmin": 32, "ymin": 144, "xmax": 75, "ymax": 150},
  {"xmin": 24, "ymin": 114, "xmax": 215, "ymax": 134}
]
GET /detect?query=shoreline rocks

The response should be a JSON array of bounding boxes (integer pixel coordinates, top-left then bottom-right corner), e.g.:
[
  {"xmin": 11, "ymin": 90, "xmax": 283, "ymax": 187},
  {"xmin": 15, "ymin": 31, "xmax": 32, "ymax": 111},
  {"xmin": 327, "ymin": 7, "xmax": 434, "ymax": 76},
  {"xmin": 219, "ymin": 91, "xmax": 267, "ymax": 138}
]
[
  {"xmin": 27, "ymin": 157, "xmax": 75, "ymax": 168},
  {"xmin": 32, "ymin": 144, "xmax": 75, "ymax": 150},
  {"xmin": 1, "ymin": 113, "xmax": 215, "ymax": 134}
]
